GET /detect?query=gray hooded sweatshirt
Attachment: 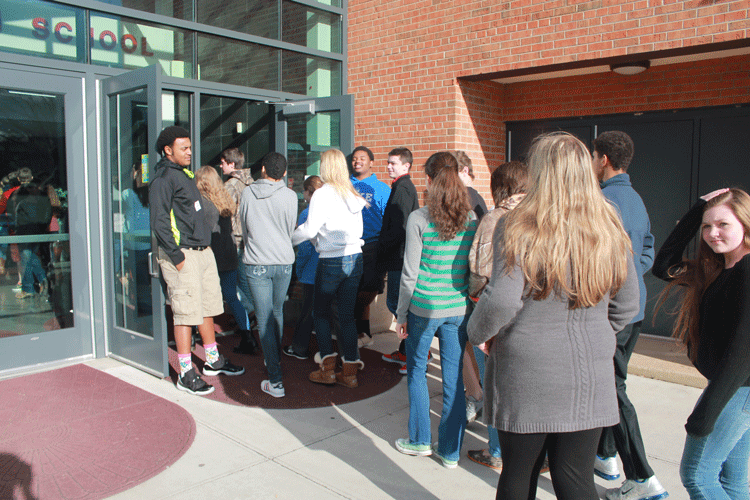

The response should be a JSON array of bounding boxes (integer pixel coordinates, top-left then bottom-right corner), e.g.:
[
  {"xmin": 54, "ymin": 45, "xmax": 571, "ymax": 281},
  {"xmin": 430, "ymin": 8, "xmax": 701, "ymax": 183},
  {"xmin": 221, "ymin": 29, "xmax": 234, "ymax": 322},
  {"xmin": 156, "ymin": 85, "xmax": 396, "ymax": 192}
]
[{"xmin": 238, "ymin": 178, "xmax": 297, "ymax": 266}]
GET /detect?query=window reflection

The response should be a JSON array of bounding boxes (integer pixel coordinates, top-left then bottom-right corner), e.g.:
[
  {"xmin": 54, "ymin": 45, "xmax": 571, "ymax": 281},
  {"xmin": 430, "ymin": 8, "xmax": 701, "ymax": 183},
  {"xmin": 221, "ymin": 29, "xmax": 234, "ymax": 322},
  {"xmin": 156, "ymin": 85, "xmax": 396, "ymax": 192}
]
[{"xmin": 0, "ymin": 89, "xmax": 74, "ymax": 335}]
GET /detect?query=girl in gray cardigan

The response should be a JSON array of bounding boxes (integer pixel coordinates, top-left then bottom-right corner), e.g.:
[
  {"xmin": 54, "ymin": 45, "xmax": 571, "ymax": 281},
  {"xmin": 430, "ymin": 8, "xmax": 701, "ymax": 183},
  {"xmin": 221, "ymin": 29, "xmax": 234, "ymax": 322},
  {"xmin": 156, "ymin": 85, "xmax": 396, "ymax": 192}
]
[{"xmin": 468, "ymin": 133, "xmax": 639, "ymax": 500}]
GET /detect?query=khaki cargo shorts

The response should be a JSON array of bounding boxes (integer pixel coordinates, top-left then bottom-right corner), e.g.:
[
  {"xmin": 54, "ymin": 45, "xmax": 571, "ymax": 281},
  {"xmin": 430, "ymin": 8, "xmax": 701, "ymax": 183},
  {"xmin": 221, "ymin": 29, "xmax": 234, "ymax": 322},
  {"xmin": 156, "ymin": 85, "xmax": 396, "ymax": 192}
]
[{"xmin": 157, "ymin": 246, "xmax": 223, "ymax": 326}]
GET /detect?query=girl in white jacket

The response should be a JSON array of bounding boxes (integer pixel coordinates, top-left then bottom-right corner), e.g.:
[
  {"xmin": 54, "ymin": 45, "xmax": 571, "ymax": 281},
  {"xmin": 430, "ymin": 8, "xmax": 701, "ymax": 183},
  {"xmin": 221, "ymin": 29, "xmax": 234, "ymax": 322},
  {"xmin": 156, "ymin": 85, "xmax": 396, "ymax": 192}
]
[{"xmin": 292, "ymin": 149, "xmax": 368, "ymax": 387}]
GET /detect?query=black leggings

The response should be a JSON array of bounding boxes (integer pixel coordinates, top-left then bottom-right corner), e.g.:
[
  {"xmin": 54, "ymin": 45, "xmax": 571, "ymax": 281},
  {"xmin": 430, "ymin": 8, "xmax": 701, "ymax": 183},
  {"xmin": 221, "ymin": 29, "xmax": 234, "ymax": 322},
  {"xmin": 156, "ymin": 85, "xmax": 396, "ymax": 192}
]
[{"xmin": 496, "ymin": 428, "xmax": 602, "ymax": 500}]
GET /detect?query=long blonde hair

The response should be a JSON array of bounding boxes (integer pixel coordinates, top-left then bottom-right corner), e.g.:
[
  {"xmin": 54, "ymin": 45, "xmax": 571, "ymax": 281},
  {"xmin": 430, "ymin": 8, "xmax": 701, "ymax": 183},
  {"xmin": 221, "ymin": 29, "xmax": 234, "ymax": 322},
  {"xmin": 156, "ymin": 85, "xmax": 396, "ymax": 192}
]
[
  {"xmin": 320, "ymin": 149, "xmax": 366, "ymax": 204},
  {"xmin": 659, "ymin": 188, "xmax": 750, "ymax": 361},
  {"xmin": 501, "ymin": 132, "xmax": 631, "ymax": 309},
  {"xmin": 196, "ymin": 165, "xmax": 236, "ymax": 217}
]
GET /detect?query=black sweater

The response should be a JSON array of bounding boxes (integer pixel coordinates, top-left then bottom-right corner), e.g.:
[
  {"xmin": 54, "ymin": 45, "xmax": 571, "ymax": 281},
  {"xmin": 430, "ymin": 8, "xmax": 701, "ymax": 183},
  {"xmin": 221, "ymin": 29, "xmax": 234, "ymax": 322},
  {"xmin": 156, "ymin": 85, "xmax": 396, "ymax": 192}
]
[
  {"xmin": 653, "ymin": 200, "xmax": 750, "ymax": 437},
  {"xmin": 202, "ymin": 198, "xmax": 238, "ymax": 273},
  {"xmin": 377, "ymin": 174, "xmax": 420, "ymax": 271},
  {"xmin": 149, "ymin": 158, "xmax": 211, "ymax": 266}
]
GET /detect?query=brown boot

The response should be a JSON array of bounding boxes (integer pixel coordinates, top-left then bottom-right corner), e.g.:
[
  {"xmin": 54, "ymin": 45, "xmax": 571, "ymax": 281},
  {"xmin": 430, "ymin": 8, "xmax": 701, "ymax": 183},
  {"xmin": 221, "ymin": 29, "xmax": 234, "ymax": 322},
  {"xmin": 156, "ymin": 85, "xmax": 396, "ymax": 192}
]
[
  {"xmin": 336, "ymin": 359, "xmax": 365, "ymax": 388},
  {"xmin": 309, "ymin": 352, "xmax": 338, "ymax": 385}
]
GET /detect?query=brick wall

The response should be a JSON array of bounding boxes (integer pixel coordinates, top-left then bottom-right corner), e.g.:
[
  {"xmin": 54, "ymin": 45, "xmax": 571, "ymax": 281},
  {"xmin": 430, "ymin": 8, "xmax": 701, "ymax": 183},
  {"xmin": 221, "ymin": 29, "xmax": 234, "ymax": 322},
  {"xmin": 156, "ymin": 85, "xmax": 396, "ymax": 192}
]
[{"xmin": 348, "ymin": 0, "xmax": 750, "ymax": 204}]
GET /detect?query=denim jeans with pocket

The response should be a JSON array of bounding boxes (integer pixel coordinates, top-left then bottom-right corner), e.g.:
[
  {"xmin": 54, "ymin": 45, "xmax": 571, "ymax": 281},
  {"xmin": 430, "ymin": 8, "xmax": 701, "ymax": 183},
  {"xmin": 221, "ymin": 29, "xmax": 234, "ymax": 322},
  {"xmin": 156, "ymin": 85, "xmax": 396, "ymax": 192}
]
[
  {"xmin": 680, "ymin": 386, "xmax": 750, "ymax": 500},
  {"xmin": 405, "ymin": 311, "xmax": 468, "ymax": 462},
  {"xmin": 313, "ymin": 254, "xmax": 362, "ymax": 362},
  {"xmin": 245, "ymin": 264, "xmax": 292, "ymax": 384}
]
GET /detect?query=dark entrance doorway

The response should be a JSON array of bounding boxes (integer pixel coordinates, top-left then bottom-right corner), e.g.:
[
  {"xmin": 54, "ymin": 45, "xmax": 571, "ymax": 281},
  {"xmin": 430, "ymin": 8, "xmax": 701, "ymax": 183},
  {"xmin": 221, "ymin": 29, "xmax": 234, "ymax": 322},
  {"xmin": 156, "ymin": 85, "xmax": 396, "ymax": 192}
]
[{"xmin": 507, "ymin": 105, "xmax": 750, "ymax": 337}]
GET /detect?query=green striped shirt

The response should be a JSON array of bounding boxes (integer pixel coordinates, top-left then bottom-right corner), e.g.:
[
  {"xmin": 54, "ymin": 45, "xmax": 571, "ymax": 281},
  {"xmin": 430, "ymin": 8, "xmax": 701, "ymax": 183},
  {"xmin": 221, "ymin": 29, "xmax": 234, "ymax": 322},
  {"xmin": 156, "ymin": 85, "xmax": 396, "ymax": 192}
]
[{"xmin": 396, "ymin": 207, "xmax": 478, "ymax": 322}]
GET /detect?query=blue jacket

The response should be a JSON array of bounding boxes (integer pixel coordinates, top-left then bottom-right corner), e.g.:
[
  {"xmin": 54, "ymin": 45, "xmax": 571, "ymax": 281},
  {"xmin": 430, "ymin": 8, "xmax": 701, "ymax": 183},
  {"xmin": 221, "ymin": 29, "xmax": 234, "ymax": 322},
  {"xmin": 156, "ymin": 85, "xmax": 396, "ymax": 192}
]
[
  {"xmin": 295, "ymin": 208, "xmax": 319, "ymax": 285},
  {"xmin": 601, "ymin": 173, "xmax": 654, "ymax": 323},
  {"xmin": 351, "ymin": 173, "xmax": 391, "ymax": 244}
]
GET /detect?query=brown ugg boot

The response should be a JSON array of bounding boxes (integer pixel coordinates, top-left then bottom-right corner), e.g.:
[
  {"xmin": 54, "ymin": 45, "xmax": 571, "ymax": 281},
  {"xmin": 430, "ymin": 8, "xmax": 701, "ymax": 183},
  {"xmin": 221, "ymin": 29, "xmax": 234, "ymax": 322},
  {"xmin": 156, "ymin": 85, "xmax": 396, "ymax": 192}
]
[
  {"xmin": 309, "ymin": 352, "xmax": 338, "ymax": 385},
  {"xmin": 336, "ymin": 359, "xmax": 365, "ymax": 388}
]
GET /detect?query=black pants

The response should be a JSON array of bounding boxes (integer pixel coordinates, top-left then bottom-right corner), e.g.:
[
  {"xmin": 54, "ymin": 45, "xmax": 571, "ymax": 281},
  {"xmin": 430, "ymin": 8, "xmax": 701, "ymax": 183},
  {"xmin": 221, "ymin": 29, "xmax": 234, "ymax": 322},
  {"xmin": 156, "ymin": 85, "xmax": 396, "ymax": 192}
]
[
  {"xmin": 597, "ymin": 321, "xmax": 655, "ymax": 480},
  {"xmin": 290, "ymin": 283, "xmax": 314, "ymax": 356},
  {"xmin": 497, "ymin": 428, "xmax": 602, "ymax": 500}
]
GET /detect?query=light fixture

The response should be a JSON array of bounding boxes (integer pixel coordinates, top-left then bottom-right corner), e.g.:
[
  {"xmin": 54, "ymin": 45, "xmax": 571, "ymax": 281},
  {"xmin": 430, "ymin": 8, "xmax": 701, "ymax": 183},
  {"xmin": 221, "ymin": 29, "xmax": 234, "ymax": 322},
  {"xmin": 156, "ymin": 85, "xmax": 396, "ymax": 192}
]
[{"xmin": 610, "ymin": 60, "xmax": 650, "ymax": 75}]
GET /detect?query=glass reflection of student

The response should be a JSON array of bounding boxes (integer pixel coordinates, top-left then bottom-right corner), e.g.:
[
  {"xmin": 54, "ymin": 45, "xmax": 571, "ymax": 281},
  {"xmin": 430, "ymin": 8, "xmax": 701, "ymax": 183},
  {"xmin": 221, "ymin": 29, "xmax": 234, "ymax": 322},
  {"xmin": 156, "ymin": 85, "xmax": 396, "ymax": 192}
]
[{"xmin": 120, "ymin": 165, "xmax": 152, "ymax": 316}]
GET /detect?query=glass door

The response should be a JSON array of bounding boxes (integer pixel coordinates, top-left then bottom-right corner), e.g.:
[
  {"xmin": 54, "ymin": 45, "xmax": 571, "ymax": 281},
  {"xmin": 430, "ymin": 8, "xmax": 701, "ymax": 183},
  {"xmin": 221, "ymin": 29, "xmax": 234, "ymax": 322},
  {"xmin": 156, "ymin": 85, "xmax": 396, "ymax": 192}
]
[
  {"xmin": 102, "ymin": 65, "xmax": 354, "ymax": 377},
  {"xmin": 277, "ymin": 95, "xmax": 353, "ymax": 199},
  {"xmin": 103, "ymin": 65, "xmax": 169, "ymax": 377},
  {"xmin": 0, "ymin": 67, "xmax": 91, "ymax": 372}
]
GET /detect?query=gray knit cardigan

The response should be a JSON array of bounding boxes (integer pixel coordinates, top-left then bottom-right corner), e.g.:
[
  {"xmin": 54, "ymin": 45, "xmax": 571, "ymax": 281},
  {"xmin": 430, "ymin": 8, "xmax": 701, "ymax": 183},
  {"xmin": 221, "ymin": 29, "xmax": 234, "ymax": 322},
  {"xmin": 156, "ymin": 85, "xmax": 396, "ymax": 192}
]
[{"xmin": 467, "ymin": 222, "xmax": 639, "ymax": 434}]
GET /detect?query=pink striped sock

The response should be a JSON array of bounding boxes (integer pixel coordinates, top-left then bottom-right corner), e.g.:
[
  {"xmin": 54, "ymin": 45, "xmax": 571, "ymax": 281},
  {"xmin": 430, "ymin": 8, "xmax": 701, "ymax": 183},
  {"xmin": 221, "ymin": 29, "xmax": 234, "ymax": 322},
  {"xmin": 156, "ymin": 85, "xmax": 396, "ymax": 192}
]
[
  {"xmin": 204, "ymin": 342, "xmax": 219, "ymax": 365},
  {"xmin": 178, "ymin": 353, "xmax": 192, "ymax": 375}
]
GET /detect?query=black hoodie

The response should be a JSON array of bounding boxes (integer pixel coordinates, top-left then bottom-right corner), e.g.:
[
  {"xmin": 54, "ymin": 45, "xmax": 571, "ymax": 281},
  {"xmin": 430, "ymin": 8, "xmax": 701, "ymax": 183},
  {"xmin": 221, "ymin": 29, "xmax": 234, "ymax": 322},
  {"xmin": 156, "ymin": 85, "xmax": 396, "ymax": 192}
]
[{"xmin": 149, "ymin": 158, "xmax": 210, "ymax": 266}]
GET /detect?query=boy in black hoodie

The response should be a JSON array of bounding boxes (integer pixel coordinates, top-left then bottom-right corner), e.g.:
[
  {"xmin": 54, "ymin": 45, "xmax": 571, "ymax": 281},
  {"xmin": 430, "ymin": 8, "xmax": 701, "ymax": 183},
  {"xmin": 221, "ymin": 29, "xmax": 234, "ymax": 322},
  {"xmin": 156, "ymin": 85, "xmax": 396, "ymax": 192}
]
[{"xmin": 150, "ymin": 126, "xmax": 244, "ymax": 395}]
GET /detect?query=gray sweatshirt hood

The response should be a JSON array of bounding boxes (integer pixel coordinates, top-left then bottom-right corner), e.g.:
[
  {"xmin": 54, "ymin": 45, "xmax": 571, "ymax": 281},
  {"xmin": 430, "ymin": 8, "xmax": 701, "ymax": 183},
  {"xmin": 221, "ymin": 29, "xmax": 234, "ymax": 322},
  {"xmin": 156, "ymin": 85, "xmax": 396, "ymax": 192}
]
[{"xmin": 249, "ymin": 178, "xmax": 287, "ymax": 199}]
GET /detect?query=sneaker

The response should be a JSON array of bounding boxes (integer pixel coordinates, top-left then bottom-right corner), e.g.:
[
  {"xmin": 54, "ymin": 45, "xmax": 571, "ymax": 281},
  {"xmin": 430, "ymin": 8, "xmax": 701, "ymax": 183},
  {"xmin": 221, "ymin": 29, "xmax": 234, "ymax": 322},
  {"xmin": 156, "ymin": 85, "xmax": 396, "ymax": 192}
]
[
  {"xmin": 395, "ymin": 438, "xmax": 432, "ymax": 456},
  {"xmin": 203, "ymin": 354, "xmax": 245, "ymax": 376},
  {"xmin": 260, "ymin": 379, "xmax": 285, "ymax": 398},
  {"xmin": 467, "ymin": 449, "xmax": 502, "ymax": 470},
  {"xmin": 595, "ymin": 455, "xmax": 621, "ymax": 481},
  {"xmin": 399, "ymin": 365, "xmax": 407, "ymax": 375},
  {"xmin": 432, "ymin": 443, "xmax": 458, "ymax": 469},
  {"xmin": 176, "ymin": 368, "xmax": 215, "ymax": 395},
  {"xmin": 382, "ymin": 350, "xmax": 407, "ymax": 365},
  {"xmin": 466, "ymin": 395, "xmax": 484, "ymax": 424},
  {"xmin": 15, "ymin": 290, "xmax": 35, "ymax": 299},
  {"xmin": 604, "ymin": 477, "xmax": 668, "ymax": 500},
  {"xmin": 282, "ymin": 345, "xmax": 309, "ymax": 360}
]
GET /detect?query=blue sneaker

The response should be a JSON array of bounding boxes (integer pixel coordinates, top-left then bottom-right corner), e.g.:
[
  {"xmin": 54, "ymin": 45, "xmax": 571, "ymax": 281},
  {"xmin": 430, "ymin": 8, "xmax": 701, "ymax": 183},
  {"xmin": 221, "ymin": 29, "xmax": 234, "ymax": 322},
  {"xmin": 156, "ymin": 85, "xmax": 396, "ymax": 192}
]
[{"xmin": 595, "ymin": 455, "xmax": 621, "ymax": 480}]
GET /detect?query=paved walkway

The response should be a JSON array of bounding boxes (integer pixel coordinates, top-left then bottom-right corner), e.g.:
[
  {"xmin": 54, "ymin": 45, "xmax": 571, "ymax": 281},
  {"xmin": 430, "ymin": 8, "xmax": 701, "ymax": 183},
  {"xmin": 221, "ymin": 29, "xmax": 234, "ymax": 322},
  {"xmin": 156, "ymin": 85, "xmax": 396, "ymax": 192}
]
[{"xmin": 90, "ymin": 332, "xmax": 700, "ymax": 500}]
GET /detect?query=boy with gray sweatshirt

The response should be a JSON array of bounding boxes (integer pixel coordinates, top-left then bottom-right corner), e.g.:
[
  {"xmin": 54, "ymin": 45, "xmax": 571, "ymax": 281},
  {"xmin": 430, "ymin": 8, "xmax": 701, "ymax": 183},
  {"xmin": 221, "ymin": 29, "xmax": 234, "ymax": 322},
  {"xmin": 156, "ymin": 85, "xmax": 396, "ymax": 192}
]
[{"xmin": 238, "ymin": 152, "xmax": 297, "ymax": 398}]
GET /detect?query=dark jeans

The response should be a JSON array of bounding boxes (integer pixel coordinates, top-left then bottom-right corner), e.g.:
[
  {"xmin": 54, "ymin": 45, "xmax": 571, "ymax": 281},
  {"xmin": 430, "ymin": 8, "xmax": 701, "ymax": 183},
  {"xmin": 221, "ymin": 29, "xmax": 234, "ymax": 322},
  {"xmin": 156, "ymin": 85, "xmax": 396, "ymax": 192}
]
[
  {"xmin": 290, "ymin": 283, "xmax": 314, "ymax": 355},
  {"xmin": 20, "ymin": 243, "xmax": 46, "ymax": 293},
  {"xmin": 497, "ymin": 428, "xmax": 602, "ymax": 500},
  {"xmin": 314, "ymin": 254, "xmax": 362, "ymax": 362},
  {"xmin": 219, "ymin": 269, "xmax": 249, "ymax": 330},
  {"xmin": 598, "ymin": 321, "xmax": 655, "ymax": 480}
]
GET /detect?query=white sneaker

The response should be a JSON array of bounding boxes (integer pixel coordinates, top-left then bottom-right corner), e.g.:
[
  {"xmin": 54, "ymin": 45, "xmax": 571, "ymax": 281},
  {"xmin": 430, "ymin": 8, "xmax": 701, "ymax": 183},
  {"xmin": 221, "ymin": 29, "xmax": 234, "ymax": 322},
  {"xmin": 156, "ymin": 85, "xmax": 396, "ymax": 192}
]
[
  {"xmin": 466, "ymin": 395, "xmax": 483, "ymax": 424},
  {"xmin": 604, "ymin": 477, "xmax": 668, "ymax": 500},
  {"xmin": 260, "ymin": 379, "xmax": 285, "ymax": 398},
  {"xmin": 594, "ymin": 454, "xmax": 621, "ymax": 480}
]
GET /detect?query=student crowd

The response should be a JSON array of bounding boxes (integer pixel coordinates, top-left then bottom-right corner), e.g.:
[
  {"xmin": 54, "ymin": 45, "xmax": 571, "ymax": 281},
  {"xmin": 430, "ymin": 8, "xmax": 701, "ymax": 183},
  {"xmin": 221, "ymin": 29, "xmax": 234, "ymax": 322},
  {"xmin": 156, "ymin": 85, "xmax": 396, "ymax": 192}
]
[{"xmin": 150, "ymin": 125, "xmax": 750, "ymax": 500}]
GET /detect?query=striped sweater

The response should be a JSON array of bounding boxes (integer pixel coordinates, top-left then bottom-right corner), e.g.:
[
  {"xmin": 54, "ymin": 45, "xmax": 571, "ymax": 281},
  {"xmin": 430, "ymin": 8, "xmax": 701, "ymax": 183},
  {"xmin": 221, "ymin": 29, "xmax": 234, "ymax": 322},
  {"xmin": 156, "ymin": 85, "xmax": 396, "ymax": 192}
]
[{"xmin": 396, "ymin": 207, "xmax": 478, "ymax": 323}]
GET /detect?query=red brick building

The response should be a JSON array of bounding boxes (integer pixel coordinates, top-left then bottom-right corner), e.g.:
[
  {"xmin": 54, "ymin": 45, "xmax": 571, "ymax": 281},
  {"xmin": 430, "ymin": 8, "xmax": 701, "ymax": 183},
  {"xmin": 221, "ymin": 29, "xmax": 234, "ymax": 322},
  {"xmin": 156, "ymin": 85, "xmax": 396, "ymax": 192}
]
[
  {"xmin": 347, "ymin": 0, "xmax": 750, "ymax": 335},
  {"xmin": 347, "ymin": 0, "xmax": 750, "ymax": 203}
]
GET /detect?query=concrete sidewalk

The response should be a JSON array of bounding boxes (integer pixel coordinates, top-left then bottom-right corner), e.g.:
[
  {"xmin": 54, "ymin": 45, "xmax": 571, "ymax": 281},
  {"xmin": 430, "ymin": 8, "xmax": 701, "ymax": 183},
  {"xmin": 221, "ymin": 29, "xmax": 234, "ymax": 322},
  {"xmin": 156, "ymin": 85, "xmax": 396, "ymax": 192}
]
[{"xmin": 88, "ymin": 331, "xmax": 699, "ymax": 500}]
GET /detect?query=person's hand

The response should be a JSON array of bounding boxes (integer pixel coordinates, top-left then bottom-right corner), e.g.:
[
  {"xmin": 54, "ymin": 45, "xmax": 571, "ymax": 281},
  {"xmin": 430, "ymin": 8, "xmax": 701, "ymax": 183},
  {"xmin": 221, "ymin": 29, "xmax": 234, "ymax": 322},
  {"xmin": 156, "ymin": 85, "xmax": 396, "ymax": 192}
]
[
  {"xmin": 701, "ymin": 188, "xmax": 730, "ymax": 202},
  {"xmin": 396, "ymin": 322, "xmax": 408, "ymax": 340},
  {"xmin": 175, "ymin": 260, "xmax": 185, "ymax": 272},
  {"xmin": 478, "ymin": 337, "xmax": 494, "ymax": 356}
]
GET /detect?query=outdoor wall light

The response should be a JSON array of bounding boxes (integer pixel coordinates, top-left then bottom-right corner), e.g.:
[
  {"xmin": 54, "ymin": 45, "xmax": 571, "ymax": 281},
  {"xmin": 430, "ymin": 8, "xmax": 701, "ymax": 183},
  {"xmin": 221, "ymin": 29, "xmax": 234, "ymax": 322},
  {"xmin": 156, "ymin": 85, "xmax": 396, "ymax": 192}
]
[{"xmin": 610, "ymin": 60, "xmax": 650, "ymax": 75}]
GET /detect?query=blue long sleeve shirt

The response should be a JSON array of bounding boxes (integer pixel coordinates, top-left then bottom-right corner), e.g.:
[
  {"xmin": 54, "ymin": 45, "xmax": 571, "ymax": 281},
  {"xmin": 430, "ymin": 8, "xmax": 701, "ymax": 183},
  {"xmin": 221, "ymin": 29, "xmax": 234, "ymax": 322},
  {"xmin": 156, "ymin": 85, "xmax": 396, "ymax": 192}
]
[
  {"xmin": 351, "ymin": 173, "xmax": 391, "ymax": 244},
  {"xmin": 295, "ymin": 208, "xmax": 319, "ymax": 285},
  {"xmin": 601, "ymin": 173, "xmax": 654, "ymax": 323}
]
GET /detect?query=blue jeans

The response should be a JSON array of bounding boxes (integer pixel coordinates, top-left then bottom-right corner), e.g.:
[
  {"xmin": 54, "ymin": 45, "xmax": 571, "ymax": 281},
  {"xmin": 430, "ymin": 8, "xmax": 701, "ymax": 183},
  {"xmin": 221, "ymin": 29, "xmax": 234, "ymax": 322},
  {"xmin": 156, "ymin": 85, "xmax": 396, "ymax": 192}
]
[
  {"xmin": 219, "ymin": 269, "xmax": 249, "ymax": 330},
  {"xmin": 473, "ymin": 343, "xmax": 501, "ymax": 458},
  {"xmin": 405, "ymin": 311, "xmax": 468, "ymax": 462},
  {"xmin": 313, "ymin": 254, "xmax": 362, "ymax": 362},
  {"xmin": 245, "ymin": 264, "xmax": 292, "ymax": 384},
  {"xmin": 20, "ymin": 244, "xmax": 46, "ymax": 293},
  {"xmin": 236, "ymin": 250, "xmax": 255, "ymax": 317},
  {"xmin": 681, "ymin": 386, "xmax": 750, "ymax": 500},
  {"xmin": 386, "ymin": 270, "xmax": 401, "ymax": 316}
]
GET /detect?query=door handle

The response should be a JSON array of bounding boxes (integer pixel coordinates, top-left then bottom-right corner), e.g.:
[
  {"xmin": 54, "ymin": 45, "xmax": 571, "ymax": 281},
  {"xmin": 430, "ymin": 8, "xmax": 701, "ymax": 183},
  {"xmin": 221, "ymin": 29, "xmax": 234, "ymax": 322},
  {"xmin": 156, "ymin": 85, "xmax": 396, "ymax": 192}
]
[{"xmin": 148, "ymin": 251, "xmax": 159, "ymax": 277}]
